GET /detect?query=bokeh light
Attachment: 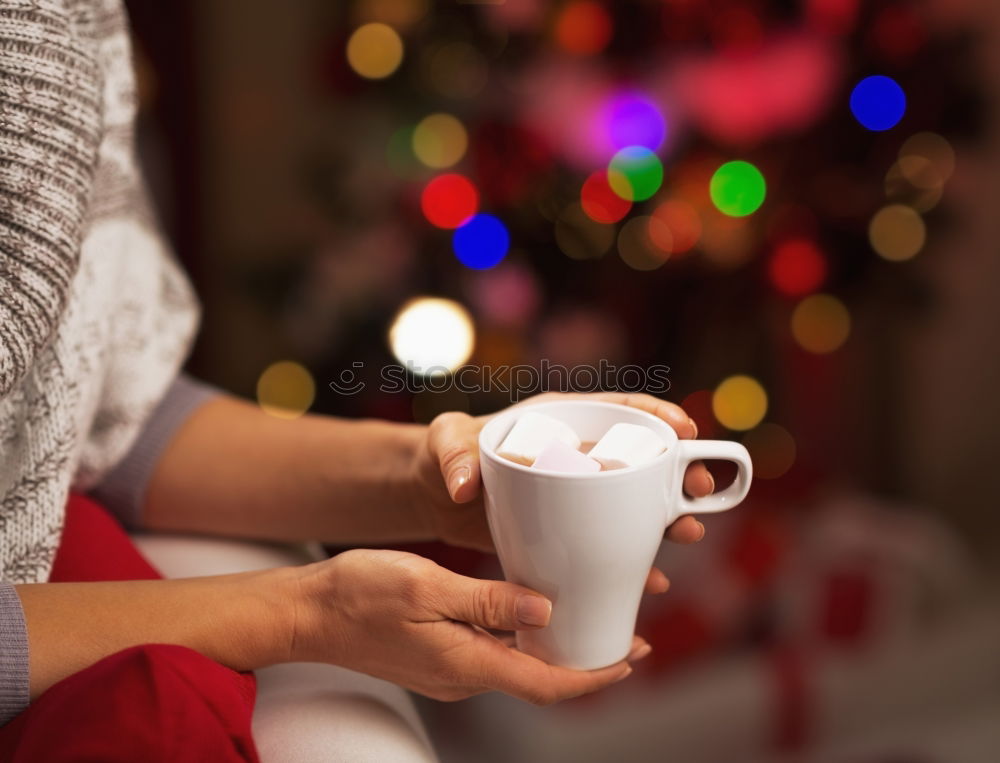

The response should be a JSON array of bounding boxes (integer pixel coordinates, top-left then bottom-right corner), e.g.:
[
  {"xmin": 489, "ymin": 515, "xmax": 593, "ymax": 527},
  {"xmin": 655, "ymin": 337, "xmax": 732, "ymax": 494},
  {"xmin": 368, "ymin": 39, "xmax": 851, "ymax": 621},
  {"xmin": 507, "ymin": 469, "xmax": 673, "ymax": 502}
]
[
  {"xmin": 700, "ymin": 212, "xmax": 754, "ymax": 268},
  {"xmin": 555, "ymin": 202, "xmax": 615, "ymax": 260},
  {"xmin": 468, "ymin": 262, "xmax": 541, "ymax": 327},
  {"xmin": 389, "ymin": 297, "xmax": 475, "ymax": 375},
  {"xmin": 412, "ymin": 113, "xmax": 468, "ymax": 168},
  {"xmin": 868, "ymin": 204, "xmax": 925, "ymax": 261},
  {"xmin": 742, "ymin": 423, "xmax": 796, "ymax": 479},
  {"xmin": 452, "ymin": 214, "xmax": 510, "ymax": 269},
  {"xmin": 768, "ymin": 238, "xmax": 827, "ymax": 297},
  {"xmin": 617, "ymin": 215, "xmax": 671, "ymax": 271},
  {"xmin": 581, "ymin": 169, "xmax": 632, "ymax": 223},
  {"xmin": 849, "ymin": 75, "xmax": 906, "ymax": 131},
  {"xmin": 884, "ymin": 158, "xmax": 943, "ymax": 213},
  {"xmin": 422, "ymin": 41, "xmax": 488, "ymax": 99},
  {"xmin": 712, "ymin": 375, "xmax": 768, "ymax": 431},
  {"xmin": 257, "ymin": 361, "xmax": 315, "ymax": 420},
  {"xmin": 651, "ymin": 200, "xmax": 702, "ymax": 255},
  {"xmin": 791, "ymin": 294, "xmax": 851, "ymax": 354},
  {"xmin": 603, "ymin": 93, "xmax": 666, "ymax": 152},
  {"xmin": 421, "ymin": 173, "xmax": 478, "ymax": 229},
  {"xmin": 607, "ymin": 146, "xmax": 664, "ymax": 202},
  {"xmin": 899, "ymin": 132, "xmax": 955, "ymax": 184},
  {"xmin": 710, "ymin": 161, "xmax": 766, "ymax": 217},
  {"xmin": 353, "ymin": 0, "xmax": 428, "ymax": 30},
  {"xmin": 554, "ymin": 1, "xmax": 613, "ymax": 55},
  {"xmin": 385, "ymin": 125, "xmax": 421, "ymax": 178},
  {"xmin": 346, "ymin": 23, "xmax": 404, "ymax": 80}
]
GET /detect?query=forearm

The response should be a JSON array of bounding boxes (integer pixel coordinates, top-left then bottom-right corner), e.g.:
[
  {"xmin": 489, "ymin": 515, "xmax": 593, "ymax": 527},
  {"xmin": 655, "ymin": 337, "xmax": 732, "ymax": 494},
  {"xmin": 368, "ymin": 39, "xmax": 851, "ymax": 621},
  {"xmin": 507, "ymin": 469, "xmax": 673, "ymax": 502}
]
[
  {"xmin": 15, "ymin": 568, "xmax": 295, "ymax": 698},
  {"xmin": 143, "ymin": 395, "xmax": 428, "ymax": 544}
]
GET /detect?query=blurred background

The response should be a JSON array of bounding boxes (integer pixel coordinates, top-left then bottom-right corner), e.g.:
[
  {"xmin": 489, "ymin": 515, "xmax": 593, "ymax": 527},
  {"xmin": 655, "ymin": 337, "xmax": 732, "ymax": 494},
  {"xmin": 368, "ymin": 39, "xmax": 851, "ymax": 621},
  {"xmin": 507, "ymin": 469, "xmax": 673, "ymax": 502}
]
[{"xmin": 126, "ymin": 1, "xmax": 1000, "ymax": 761}]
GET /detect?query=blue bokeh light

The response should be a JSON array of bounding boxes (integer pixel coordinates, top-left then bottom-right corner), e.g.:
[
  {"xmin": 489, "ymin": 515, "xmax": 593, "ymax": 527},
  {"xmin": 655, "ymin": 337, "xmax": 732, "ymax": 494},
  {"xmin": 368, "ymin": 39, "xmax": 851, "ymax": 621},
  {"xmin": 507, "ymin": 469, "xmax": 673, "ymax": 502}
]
[
  {"xmin": 452, "ymin": 214, "xmax": 510, "ymax": 270},
  {"xmin": 849, "ymin": 75, "xmax": 906, "ymax": 131},
  {"xmin": 605, "ymin": 94, "xmax": 666, "ymax": 151}
]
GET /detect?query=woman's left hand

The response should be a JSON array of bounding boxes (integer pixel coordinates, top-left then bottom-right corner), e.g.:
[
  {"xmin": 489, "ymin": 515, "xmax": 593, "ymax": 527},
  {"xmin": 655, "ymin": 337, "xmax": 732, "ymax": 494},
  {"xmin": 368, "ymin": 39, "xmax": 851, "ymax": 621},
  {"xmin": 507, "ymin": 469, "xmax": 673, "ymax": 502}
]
[{"xmin": 410, "ymin": 392, "xmax": 716, "ymax": 596}]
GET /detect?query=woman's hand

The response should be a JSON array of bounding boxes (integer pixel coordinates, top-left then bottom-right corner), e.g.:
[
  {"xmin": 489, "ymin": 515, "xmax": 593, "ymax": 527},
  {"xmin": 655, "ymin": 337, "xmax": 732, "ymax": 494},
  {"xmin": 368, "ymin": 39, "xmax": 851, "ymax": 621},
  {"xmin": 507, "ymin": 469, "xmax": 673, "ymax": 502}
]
[
  {"xmin": 290, "ymin": 548, "xmax": 647, "ymax": 704},
  {"xmin": 410, "ymin": 392, "xmax": 716, "ymax": 594}
]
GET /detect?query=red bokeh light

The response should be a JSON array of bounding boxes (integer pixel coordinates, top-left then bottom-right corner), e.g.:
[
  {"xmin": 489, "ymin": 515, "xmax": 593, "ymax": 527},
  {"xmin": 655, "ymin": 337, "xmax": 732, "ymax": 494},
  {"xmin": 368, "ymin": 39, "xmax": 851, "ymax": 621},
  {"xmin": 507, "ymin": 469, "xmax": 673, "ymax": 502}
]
[
  {"xmin": 767, "ymin": 238, "xmax": 827, "ymax": 297},
  {"xmin": 651, "ymin": 199, "xmax": 702, "ymax": 255},
  {"xmin": 580, "ymin": 170, "xmax": 632, "ymax": 223},
  {"xmin": 554, "ymin": 1, "xmax": 613, "ymax": 55},
  {"xmin": 420, "ymin": 174, "xmax": 479, "ymax": 229}
]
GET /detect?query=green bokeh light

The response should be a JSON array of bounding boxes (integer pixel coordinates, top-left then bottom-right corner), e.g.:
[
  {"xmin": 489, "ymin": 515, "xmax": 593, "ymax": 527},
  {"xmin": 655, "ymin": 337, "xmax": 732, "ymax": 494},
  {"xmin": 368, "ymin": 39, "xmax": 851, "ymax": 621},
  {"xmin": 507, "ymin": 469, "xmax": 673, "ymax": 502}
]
[
  {"xmin": 607, "ymin": 146, "xmax": 664, "ymax": 202},
  {"xmin": 710, "ymin": 160, "xmax": 766, "ymax": 217}
]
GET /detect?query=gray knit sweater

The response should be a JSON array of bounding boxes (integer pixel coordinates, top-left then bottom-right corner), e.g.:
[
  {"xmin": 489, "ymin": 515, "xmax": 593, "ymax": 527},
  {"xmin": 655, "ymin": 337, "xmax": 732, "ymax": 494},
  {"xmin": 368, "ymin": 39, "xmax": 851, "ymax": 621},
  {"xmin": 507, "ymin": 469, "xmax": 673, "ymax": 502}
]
[{"xmin": 1, "ymin": 0, "xmax": 205, "ymax": 723}]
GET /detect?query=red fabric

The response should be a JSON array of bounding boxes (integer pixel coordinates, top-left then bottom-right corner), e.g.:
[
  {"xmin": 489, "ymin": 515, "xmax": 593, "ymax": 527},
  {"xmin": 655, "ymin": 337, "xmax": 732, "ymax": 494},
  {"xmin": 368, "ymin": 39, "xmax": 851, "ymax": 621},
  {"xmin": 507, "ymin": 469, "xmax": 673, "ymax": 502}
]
[{"xmin": 0, "ymin": 494, "xmax": 259, "ymax": 761}]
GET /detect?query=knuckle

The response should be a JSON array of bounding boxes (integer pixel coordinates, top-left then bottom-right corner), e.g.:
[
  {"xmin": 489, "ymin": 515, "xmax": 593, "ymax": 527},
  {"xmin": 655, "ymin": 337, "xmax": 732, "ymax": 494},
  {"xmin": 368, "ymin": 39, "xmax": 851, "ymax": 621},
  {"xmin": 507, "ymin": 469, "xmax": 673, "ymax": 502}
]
[{"xmin": 470, "ymin": 584, "xmax": 505, "ymax": 627}]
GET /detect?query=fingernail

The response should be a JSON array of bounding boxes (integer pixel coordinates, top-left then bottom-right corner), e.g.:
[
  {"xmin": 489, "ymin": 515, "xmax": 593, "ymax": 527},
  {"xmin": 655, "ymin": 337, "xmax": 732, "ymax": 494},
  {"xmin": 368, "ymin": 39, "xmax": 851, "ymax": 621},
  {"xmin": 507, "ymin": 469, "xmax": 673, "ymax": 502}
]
[
  {"xmin": 696, "ymin": 521, "xmax": 706, "ymax": 541},
  {"xmin": 613, "ymin": 666, "xmax": 633, "ymax": 683},
  {"xmin": 706, "ymin": 472, "xmax": 715, "ymax": 494},
  {"xmin": 449, "ymin": 465, "xmax": 471, "ymax": 498},
  {"xmin": 688, "ymin": 418, "xmax": 698, "ymax": 438},
  {"xmin": 516, "ymin": 595, "xmax": 552, "ymax": 627},
  {"xmin": 627, "ymin": 644, "xmax": 652, "ymax": 662}
]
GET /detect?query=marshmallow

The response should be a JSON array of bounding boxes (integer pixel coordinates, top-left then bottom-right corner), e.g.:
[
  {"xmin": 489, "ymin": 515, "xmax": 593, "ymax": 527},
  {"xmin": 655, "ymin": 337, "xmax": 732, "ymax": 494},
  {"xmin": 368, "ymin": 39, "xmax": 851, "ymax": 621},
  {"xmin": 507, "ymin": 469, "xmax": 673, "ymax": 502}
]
[
  {"xmin": 497, "ymin": 411, "xmax": 581, "ymax": 466},
  {"xmin": 587, "ymin": 422, "xmax": 665, "ymax": 470},
  {"xmin": 532, "ymin": 440, "xmax": 601, "ymax": 474}
]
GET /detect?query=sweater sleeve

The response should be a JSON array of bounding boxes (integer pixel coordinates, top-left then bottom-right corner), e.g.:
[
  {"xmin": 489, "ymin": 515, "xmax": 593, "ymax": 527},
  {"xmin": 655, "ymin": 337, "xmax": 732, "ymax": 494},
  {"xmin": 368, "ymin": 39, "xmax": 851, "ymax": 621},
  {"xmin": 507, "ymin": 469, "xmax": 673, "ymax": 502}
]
[
  {"xmin": 0, "ymin": 583, "xmax": 29, "ymax": 725},
  {"xmin": 90, "ymin": 375, "xmax": 219, "ymax": 529},
  {"xmin": 0, "ymin": 1, "xmax": 103, "ymax": 400}
]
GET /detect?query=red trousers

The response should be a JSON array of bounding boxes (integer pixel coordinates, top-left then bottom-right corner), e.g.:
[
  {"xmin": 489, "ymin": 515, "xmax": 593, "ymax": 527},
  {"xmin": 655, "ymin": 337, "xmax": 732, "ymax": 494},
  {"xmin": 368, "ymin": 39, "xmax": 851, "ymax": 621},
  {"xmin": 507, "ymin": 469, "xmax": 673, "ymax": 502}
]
[{"xmin": 0, "ymin": 495, "xmax": 260, "ymax": 762}]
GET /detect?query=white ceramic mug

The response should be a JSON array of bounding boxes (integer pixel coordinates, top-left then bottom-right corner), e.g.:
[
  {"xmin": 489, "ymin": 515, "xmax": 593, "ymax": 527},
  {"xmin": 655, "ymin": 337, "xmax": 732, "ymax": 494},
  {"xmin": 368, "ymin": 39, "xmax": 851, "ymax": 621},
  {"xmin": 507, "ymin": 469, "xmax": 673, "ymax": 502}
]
[{"xmin": 479, "ymin": 400, "xmax": 753, "ymax": 670}]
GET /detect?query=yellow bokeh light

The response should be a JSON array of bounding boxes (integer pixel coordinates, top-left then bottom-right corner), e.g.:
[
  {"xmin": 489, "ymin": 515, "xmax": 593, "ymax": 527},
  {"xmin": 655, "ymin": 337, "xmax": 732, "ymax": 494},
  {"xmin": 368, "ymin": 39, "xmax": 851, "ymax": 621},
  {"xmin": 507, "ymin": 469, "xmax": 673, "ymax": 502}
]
[
  {"xmin": 899, "ymin": 132, "xmax": 955, "ymax": 185},
  {"xmin": 412, "ymin": 113, "xmax": 468, "ymax": 169},
  {"xmin": 353, "ymin": 0, "xmax": 428, "ymax": 30},
  {"xmin": 554, "ymin": 202, "xmax": 615, "ymax": 260},
  {"xmin": 742, "ymin": 423, "xmax": 796, "ymax": 479},
  {"xmin": 617, "ymin": 215, "xmax": 671, "ymax": 271},
  {"xmin": 791, "ymin": 294, "xmax": 851, "ymax": 354},
  {"xmin": 389, "ymin": 297, "xmax": 475, "ymax": 375},
  {"xmin": 884, "ymin": 159, "xmax": 942, "ymax": 213},
  {"xmin": 257, "ymin": 361, "xmax": 315, "ymax": 420},
  {"xmin": 868, "ymin": 204, "xmax": 925, "ymax": 261},
  {"xmin": 712, "ymin": 375, "xmax": 768, "ymax": 431},
  {"xmin": 346, "ymin": 23, "xmax": 404, "ymax": 80}
]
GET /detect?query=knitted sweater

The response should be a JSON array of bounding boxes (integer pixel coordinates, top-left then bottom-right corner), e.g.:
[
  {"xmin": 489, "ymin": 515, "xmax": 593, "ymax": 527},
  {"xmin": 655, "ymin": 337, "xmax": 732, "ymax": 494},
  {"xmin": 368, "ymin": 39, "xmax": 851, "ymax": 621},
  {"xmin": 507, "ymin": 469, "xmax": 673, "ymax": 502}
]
[{"xmin": 0, "ymin": 0, "xmax": 198, "ymax": 583}]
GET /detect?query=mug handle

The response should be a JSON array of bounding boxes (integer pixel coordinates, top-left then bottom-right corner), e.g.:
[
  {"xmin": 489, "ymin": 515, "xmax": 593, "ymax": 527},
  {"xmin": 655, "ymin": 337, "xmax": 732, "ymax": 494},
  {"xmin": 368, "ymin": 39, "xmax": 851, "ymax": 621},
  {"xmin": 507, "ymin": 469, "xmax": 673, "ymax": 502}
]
[{"xmin": 673, "ymin": 440, "xmax": 753, "ymax": 515}]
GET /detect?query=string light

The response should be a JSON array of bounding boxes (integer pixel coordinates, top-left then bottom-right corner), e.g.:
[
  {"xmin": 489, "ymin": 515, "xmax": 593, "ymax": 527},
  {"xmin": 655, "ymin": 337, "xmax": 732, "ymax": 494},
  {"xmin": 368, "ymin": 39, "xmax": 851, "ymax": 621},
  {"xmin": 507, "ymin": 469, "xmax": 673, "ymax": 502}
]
[
  {"xmin": 850, "ymin": 75, "xmax": 906, "ymax": 131},
  {"xmin": 346, "ymin": 23, "xmax": 404, "ymax": 80},
  {"xmin": 710, "ymin": 160, "xmax": 766, "ymax": 217},
  {"xmin": 791, "ymin": 294, "xmax": 851, "ymax": 353},
  {"xmin": 868, "ymin": 204, "xmax": 925, "ymax": 261},
  {"xmin": 421, "ymin": 173, "xmax": 478, "ymax": 229},
  {"xmin": 607, "ymin": 146, "xmax": 664, "ymax": 202},
  {"xmin": 389, "ymin": 297, "xmax": 475, "ymax": 375},
  {"xmin": 257, "ymin": 361, "xmax": 315, "ymax": 420},
  {"xmin": 412, "ymin": 113, "xmax": 468, "ymax": 169},
  {"xmin": 452, "ymin": 214, "xmax": 510, "ymax": 269},
  {"xmin": 712, "ymin": 375, "xmax": 768, "ymax": 431}
]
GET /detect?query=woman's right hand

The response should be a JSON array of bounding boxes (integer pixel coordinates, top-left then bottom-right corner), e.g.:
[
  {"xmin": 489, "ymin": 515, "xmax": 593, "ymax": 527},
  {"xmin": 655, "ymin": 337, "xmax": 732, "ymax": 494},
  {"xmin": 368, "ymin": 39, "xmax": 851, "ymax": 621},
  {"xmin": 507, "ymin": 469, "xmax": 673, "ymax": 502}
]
[{"xmin": 287, "ymin": 549, "xmax": 648, "ymax": 705}]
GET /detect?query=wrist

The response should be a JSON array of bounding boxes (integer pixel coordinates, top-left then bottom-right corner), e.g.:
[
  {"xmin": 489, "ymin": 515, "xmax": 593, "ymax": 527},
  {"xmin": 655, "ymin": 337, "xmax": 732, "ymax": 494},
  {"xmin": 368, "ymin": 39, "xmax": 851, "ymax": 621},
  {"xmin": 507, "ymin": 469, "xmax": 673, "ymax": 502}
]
[{"xmin": 224, "ymin": 566, "xmax": 304, "ymax": 669}]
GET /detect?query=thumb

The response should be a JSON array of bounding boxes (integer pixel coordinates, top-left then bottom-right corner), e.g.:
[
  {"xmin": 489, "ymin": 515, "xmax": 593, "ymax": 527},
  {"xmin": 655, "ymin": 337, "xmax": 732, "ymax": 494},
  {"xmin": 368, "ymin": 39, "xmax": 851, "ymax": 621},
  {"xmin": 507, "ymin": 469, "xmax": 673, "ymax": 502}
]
[
  {"xmin": 428, "ymin": 412, "xmax": 482, "ymax": 503},
  {"xmin": 433, "ymin": 568, "xmax": 552, "ymax": 631}
]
